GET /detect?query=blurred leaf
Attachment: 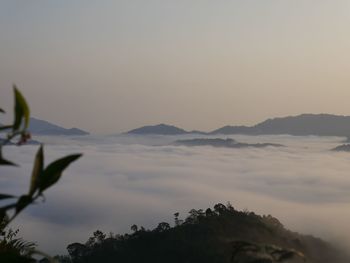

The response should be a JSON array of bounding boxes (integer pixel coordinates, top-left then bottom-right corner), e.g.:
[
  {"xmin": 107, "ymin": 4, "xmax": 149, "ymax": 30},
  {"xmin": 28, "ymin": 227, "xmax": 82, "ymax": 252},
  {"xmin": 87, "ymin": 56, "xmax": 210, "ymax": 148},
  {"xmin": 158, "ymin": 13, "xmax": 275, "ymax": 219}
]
[
  {"xmin": 16, "ymin": 195, "xmax": 32, "ymax": 214},
  {"xmin": 0, "ymin": 194, "xmax": 16, "ymax": 200},
  {"xmin": 0, "ymin": 108, "xmax": 5, "ymax": 113},
  {"xmin": 39, "ymin": 154, "xmax": 82, "ymax": 193},
  {"xmin": 28, "ymin": 145, "xmax": 44, "ymax": 197},
  {"xmin": 0, "ymin": 149, "xmax": 17, "ymax": 166},
  {"xmin": 13, "ymin": 86, "xmax": 30, "ymax": 131},
  {"xmin": 0, "ymin": 157, "xmax": 17, "ymax": 166},
  {"xmin": 0, "ymin": 209, "xmax": 7, "ymax": 223},
  {"xmin": 8, "ymin": 238, "xmax": 36, "ymax": 255},
  {"xmin": 0, "ymin": 125, "xmax": 13, "ymax": 131}
]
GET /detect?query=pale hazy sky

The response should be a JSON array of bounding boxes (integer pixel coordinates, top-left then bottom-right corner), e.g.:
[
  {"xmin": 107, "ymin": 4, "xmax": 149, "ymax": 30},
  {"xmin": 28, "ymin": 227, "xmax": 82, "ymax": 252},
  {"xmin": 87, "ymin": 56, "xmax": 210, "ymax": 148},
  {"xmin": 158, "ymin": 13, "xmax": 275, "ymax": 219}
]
[{"xmin": 1, "ymin": 1, "xmax": 350, "ymax": 133}]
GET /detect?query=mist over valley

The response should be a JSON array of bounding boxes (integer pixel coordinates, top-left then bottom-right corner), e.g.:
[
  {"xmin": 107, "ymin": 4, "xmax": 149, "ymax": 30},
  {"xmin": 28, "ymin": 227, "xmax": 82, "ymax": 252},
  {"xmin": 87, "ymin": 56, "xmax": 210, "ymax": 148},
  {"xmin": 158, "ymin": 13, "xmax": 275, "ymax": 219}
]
[{"xmin": 2, "ymin": 133, "xmax": 350, "ymax": 257}]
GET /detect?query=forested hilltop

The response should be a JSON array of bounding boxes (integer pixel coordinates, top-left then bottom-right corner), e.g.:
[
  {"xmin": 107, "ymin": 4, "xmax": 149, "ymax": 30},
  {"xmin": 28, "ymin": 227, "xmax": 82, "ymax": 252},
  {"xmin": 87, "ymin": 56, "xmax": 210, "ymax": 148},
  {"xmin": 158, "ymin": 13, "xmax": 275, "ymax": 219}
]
[{"xmin": 55, "ymin": 203, "xmax": 349, "ymax": 263}]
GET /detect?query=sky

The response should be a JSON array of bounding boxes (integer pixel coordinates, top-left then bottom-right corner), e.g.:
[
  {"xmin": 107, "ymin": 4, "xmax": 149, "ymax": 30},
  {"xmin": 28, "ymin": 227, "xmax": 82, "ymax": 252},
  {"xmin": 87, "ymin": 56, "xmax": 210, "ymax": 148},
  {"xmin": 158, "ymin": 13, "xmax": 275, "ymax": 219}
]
[
  {"xmin": 2, "ymin": 134, "xmax": 350, "ymax": 254},
  {"xmin": 1, "ymin": 1, "xmax": 350, "ymax": 133}
]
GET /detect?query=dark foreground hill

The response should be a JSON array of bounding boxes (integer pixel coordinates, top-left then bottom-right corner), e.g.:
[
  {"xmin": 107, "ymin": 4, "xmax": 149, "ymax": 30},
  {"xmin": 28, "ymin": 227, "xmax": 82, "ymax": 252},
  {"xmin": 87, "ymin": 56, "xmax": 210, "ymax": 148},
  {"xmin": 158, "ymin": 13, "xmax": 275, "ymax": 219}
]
[{"xmin": 59, "ymin": 203, "xmax": 348, "ymax": 263}]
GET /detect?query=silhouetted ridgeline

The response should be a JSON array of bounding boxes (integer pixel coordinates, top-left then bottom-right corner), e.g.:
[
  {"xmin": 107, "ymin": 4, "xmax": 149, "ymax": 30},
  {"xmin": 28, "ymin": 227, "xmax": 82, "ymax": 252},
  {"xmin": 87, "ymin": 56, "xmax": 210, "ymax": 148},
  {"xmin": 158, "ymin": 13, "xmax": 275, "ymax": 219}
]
[
  {"xmin": 55, "ymin": 203, "xmax": 348, "ymax": 263},
  {"xmin": 212, "ymin": 114, "xmax": 350, "ymax": 136},
  {"xmin": 29, "ymin": 117, "xmax": 89, "ymax": 135},
  {"xmin": 174, "ymin": 138, "xmax": 284, "ymax": 148},
  {"xmin": 126, "ymin": 114, "xmax": 350, "ymax": 137},
  {"xmin": 126, "ymin": 124, "xmax": 189, "ymax": 135},
  {"xmin": 332, "ymin": 144, "xmax": 350, "ymax": 152}
]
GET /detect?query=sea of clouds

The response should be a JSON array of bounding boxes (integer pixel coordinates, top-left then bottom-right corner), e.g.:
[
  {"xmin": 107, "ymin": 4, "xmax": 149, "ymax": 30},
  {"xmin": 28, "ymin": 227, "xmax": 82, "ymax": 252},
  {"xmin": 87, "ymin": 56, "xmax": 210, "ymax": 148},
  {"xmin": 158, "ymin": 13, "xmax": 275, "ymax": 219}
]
[{"xmin": 1, "ymin": 134, "xmax": 350, "ymax": 254}]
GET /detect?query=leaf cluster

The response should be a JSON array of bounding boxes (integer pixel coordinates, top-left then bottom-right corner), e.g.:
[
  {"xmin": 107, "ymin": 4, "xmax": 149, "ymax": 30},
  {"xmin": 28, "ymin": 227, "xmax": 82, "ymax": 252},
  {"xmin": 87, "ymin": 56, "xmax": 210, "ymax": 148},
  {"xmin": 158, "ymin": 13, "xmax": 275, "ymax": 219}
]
[{"xmin": 0, "ymin": 86, "xmax": 82, "ymax": 262}]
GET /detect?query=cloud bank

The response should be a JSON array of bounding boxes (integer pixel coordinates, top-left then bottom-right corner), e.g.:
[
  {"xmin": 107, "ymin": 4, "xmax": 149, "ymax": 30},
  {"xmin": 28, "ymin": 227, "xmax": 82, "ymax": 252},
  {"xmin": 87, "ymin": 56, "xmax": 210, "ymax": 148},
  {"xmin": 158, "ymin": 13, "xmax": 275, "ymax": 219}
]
[{"xmin": 1, "ymin": 134, "xmax": 350, "ymax": 254}]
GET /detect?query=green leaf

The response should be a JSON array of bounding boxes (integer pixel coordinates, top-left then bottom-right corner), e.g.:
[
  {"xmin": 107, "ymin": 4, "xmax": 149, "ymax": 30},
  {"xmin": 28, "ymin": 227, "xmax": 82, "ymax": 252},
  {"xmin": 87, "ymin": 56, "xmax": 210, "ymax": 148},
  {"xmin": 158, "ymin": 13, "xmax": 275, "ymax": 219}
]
[
  {"xmin": 29, "ymin": 145, "xmax": 44, "ymax": 196},
  {"xmin": 39, "ymin": 154, "xmax": 82, "ymax": 193},
  {"xmin": 0, "ymin": 194, "xmax": 16, "ymax": 200},
  {"xmin": 13, "ymin": 85, "xmax": 30, "ymax": 131},
  {"xmin": 16, "ymin": 195, "xmax": 32, "ymax": 214}
]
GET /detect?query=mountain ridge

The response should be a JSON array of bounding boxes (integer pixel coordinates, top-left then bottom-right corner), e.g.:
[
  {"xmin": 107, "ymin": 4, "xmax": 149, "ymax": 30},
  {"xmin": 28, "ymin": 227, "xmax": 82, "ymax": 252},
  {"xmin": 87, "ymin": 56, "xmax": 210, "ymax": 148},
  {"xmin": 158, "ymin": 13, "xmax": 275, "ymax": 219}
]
[
  {"xmin": 212, "ymin": 113, "xmax": 350, "ymax": 136},
  {"xmin": 126, "ymin": 124, "xmax": 189, "ymax": 135},
  {"xmin": 29, "ymin": 117, "xmax": 89, "ymax": 135},
  {"xmin": 127, "ymin": 114, "xmax": 350, "ymax": 137},
  {"xmin": 173, "ymin": 138, "xmax": 284, "ymax": 148}
]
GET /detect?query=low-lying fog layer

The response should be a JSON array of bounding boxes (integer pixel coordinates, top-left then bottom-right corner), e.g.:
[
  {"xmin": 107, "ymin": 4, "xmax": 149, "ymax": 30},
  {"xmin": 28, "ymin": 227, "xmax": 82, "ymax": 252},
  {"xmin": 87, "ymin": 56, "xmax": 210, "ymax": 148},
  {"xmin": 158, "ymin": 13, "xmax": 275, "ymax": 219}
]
[{"xmin": 1, "ymin": 134, "xmax": 350, "ymax": 254}]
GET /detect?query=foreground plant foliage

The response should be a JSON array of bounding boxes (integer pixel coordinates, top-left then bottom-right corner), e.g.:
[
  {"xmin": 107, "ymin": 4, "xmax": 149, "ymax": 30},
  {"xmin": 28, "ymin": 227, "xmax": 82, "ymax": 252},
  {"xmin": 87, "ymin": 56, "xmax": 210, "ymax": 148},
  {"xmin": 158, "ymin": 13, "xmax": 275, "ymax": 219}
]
[
  {"xmin": 62, "ymin": 203, "xmax": 349, "ymax": 263},
  {"xmin": 0, "ymin": 86, "xmax": 82, "ymax": 262}
]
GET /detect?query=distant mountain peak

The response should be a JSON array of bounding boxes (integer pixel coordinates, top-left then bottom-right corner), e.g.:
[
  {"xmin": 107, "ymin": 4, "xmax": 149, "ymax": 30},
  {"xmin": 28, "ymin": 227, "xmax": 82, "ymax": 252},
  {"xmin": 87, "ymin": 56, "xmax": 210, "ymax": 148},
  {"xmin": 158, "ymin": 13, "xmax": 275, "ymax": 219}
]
[
  {"xmin": 211, "ymin": 113, "xmax": 350, "ymax": 137},
  {"xmin": 28, "ymin": 117, "xmax": 89, "ymax": 135},
  {"xmin": 126, "ymin": 113, "xmax": 350, "ymax": 137},
  {"xmin": 127, "ymin": 124, "xmax": 188, "ymax": 135}
]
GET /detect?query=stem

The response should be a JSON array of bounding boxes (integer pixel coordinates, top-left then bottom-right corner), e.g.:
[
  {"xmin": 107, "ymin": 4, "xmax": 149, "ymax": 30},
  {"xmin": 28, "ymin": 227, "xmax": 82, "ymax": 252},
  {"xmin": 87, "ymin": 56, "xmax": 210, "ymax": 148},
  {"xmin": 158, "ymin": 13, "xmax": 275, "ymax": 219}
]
[{"xmin": 3, "ymin": 193, "xmax": 41, "ymax": 228}]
